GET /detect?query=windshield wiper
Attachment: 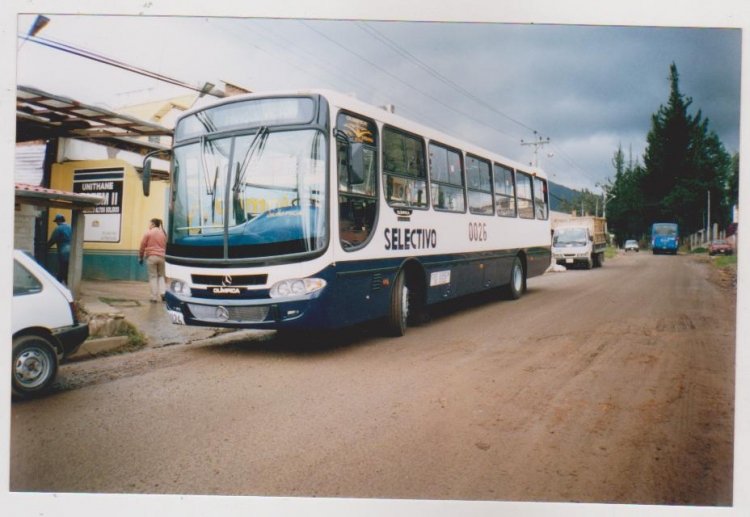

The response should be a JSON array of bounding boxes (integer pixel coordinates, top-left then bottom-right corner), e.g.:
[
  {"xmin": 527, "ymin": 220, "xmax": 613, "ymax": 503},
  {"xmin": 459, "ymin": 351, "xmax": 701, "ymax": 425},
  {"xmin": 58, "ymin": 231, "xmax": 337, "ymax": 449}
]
[
  {"xmin": 200, "ymin": 135, "xmax": 220, "ymax": 197},
  {"xmin": 233, "ymin": 126, "xmax": 269, "ymax": 193}
]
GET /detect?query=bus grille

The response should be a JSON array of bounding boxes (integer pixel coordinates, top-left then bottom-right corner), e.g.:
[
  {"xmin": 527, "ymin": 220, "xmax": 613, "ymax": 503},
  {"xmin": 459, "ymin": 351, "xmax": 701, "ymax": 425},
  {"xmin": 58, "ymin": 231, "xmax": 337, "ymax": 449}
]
[
  {"xmin": 187, "ymin": 303, "xmax": 269, "ymax": 323},
  {"xmin": 191, "ymin": 274, "xmax": 267, "ymax": 286}
]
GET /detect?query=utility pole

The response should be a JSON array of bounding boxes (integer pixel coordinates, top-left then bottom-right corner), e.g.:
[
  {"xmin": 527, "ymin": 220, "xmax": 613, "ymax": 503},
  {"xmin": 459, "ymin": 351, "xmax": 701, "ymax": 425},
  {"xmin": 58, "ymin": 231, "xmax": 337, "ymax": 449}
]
[
  {"xmin": 707, "ymin": 189, "xmax": 711, "ymax": 243},
  {"xmin": 520, "ymin": 133, "xmax": 551, "ymax": 168}
]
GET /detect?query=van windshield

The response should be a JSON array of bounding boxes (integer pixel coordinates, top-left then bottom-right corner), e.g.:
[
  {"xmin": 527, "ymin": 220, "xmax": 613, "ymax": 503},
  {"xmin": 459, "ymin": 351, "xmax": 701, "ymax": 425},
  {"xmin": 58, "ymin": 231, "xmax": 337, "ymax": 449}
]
[{"xmin": 554, "ymin": 227, "xmax": 588, "ymax": 246}]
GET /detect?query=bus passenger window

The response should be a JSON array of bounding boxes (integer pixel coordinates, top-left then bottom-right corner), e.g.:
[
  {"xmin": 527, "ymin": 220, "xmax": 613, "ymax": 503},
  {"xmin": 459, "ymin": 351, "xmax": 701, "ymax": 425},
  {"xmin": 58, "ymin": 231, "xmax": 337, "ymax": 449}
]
[
  {"xmin": 516, "ymin": 171, "xmax": 534, "ymax": 219},
  {"xmin": 467, "ymin": 155, "xmax": 493, "ymax": 215},
  {"xmin": 337, "ymin": 112, "xmax": 379, "ymax": 249},
  {"xmin": 494, "ymin": 163, "xmax": 517, "ymax": 217},
  {"xmin": 429, "ymin": 143, "xmax": 465, "ymax": 212},
  {"xmin": 383, "ymin": 127, "xmax": 428, "ymax": 208}
]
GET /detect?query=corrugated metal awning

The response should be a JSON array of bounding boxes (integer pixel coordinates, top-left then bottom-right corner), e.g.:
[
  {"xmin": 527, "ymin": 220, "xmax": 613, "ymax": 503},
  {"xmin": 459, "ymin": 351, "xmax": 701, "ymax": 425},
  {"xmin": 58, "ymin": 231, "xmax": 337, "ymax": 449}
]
[
  {"xmin": 15, "ymin": 183, "xmax": 105, "ymax": 209},
  {"xmin": 16, "ymin": 85, "xmax": 172, "ymax": 157}
]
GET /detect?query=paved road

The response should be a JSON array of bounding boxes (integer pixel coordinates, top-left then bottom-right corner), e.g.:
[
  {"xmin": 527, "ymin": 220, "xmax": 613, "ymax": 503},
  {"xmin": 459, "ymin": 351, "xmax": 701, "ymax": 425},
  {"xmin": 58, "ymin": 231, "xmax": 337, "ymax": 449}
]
[{"xmin": 10, "ymin": 251, "xmax": 735, "ymax": 506}]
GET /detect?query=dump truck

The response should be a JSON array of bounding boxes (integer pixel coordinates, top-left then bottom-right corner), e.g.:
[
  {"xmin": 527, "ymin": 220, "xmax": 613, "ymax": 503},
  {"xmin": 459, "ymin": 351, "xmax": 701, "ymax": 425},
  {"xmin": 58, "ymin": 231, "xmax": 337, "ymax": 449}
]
[{"xmin": 551, "ymin": 216, "xmax": 607, "ymax": 269}]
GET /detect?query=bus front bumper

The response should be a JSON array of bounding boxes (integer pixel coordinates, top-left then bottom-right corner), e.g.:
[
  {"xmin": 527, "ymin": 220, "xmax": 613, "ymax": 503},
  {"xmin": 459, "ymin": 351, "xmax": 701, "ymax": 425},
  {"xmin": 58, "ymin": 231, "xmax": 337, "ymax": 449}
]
[{"xmin": 164, "ymin": 291, "xmax": 328, "ymax": 330}]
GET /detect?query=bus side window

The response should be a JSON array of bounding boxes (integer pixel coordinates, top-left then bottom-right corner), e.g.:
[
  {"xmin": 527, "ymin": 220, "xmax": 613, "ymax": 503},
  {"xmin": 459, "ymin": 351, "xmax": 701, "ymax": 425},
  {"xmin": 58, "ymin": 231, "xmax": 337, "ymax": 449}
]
[
  {"xmin": 516, "ymin": 171, "xmax": 534, "ymax": 219},
  {"xmin": 336, "ymin": 112, "xmax": 379, "ymax": 250},
  {"xmin": 429, "ymin": 142, "xmax": 465, "ymax": 212},
  {"xmin": 467, "ymin": 155, "xmax": 493, "ymax": 215},
  {"xmin": 383, "ymin": 126, "xmax": 428, "ymax": 208},
  {"xmin": 494, "ymin": 163, "xmax": 517, "ymax": 217},
  {"xmin": 533, "ymin": 176, "xmax": 548, "ymax": 220}
]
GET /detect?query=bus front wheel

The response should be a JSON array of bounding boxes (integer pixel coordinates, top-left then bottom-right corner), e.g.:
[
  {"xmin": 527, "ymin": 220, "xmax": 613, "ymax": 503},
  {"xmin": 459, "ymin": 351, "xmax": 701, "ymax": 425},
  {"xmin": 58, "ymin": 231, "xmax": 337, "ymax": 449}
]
[{"xmin": 386, "ymin": 270, "xmax": 409, "ymax": 337}]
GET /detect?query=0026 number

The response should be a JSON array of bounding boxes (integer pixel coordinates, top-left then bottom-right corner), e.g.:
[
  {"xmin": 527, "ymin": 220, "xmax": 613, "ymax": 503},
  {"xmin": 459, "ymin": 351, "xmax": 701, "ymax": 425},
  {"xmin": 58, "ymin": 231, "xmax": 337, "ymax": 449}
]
[{"xmin": 469, "ymin": 222, "xmax": 487, "ymax": 242}]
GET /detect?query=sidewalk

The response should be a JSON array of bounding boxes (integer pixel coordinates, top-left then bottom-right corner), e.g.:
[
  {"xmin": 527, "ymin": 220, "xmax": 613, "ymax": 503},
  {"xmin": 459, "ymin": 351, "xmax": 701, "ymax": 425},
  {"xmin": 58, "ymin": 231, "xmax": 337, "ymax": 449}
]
[{"xmin": 76, "ymin": 279, "xmax": 220, "ymax": 355}]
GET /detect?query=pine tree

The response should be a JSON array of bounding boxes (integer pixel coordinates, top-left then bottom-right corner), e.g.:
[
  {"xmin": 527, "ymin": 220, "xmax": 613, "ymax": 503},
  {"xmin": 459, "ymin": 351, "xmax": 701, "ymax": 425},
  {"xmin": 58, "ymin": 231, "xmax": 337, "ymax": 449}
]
[
  {"xmin": 641, "ymin": 63, "xmax": 731, "ymax": 234},
  {"xmin": 606, "ymin": 145, "xmax": 646, "ymax": 244}
]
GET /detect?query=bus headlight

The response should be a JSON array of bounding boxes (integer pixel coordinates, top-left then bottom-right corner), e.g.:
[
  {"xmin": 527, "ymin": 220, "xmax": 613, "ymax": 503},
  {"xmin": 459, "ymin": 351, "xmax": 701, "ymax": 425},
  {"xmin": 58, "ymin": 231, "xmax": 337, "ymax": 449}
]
[
  {"xmin": 269, "ymin": 278, "xmax": 326, "ymax": 298},
  {"xmin": 170, "ymin": 279, "xmax": 191, "ymax": 296}
]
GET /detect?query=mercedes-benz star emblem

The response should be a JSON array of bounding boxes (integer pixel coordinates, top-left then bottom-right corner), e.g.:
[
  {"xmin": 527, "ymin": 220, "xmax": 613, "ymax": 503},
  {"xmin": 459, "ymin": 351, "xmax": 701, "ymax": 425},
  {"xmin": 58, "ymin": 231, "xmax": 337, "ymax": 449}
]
[{"xmin": 216, "ymin": 306, "xmax": 230, "ymax": 321}]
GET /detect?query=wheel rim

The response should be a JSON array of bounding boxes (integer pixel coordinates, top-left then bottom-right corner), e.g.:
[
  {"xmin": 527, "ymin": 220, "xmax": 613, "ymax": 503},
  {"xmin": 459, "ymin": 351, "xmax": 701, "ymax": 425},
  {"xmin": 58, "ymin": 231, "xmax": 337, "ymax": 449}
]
[
  {"xmin": 512, "ymin": 263, "xmax": 523, "ymax": 292},
  {"xmin": 14, "ymin": 346, "xmax": 52, "ymax": 389}
]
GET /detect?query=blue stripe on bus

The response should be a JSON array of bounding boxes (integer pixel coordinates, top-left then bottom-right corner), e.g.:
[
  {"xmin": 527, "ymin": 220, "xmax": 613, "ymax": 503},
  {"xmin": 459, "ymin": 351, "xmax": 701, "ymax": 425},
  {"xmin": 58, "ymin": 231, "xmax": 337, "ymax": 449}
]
[{"xmin": 171, "ymin": 246, "xmax": 551, "ymax": 330}]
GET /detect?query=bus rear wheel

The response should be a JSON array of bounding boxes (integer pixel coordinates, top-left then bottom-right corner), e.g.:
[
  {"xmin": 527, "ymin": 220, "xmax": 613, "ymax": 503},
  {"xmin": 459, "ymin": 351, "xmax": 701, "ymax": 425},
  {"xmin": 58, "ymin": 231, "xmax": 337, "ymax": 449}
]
[
  {"xmin": 506, "ymin": 256, "xmax": 525, "ymax": 300},
  {"xmin": 386, "ymin": 270, "xmax": 409, "ymax": 337}
]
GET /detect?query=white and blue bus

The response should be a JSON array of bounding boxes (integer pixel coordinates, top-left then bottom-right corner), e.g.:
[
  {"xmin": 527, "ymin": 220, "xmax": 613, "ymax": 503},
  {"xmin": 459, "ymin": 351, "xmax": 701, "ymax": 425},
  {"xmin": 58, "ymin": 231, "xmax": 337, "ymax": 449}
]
[{"xmin": 143, "ymin": 90, "xmax": 551, "ymax": 336}]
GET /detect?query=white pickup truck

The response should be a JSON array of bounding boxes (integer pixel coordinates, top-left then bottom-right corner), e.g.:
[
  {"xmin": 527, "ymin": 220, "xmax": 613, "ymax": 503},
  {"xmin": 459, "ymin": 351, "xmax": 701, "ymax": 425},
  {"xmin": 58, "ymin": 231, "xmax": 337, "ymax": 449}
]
[{"xmin": 552, "ymin": 216, "xmax": 608, "ymax": 269}]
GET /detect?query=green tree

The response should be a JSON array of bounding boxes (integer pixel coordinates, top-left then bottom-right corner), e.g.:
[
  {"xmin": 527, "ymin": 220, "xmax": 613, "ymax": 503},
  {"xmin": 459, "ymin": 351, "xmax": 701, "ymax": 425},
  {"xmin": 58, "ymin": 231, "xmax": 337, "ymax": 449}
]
[
  {"xmin": 606, "ymin": 144, "xmax": 646, "ymax": 244},
  {"xmin": 725, "ymin": 152, "xmax": 739, "ymax": 218},
  {"xmin": 642, "ymin": 63, "xmax": 732, "ymax": 234},
  {"xmin": 558, "ymin": 188, "xmax": 602, "ymax": 217}
]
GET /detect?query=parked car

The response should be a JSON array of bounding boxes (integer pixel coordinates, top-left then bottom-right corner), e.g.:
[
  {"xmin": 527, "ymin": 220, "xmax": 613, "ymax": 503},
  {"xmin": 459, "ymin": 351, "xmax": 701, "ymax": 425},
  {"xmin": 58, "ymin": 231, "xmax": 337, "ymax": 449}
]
[
  {"xmin": 708, "ymin": 239, "xmax": 733, "ymax": 256},
  {"xmin": 624, "ymin": 239, "xmax": 640, "ymax": 252},
  {"xmin": 12, "ymin": 249, "xmax": 89, "ymax": 398}
]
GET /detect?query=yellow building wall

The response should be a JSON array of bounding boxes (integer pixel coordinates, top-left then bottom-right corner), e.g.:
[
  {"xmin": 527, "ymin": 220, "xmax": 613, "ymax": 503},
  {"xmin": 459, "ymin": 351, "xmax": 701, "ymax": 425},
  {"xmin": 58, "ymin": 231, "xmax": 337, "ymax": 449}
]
[{"xmin": 49, "ymin": 159, "xmax": 169, "ymax": 280}]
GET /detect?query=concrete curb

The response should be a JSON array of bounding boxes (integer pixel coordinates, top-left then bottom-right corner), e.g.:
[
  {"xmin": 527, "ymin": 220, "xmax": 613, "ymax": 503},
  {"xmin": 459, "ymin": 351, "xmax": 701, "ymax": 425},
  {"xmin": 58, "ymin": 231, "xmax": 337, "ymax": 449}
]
[{"xmin": 69, "ymin": 335, "xmax": 130, "ymax": 360}]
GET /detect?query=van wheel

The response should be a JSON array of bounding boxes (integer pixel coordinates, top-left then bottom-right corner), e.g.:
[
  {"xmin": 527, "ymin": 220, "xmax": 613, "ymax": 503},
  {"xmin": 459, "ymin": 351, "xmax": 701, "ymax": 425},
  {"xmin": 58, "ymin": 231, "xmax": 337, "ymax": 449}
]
[
  {"xmin": 385, "ymin": 270, "xmax": 409, "ymax": 337},
  {"xmin": 12, "ymin": 334, "xmax": 59, "ymax": 399},
  {"xmin": 506, "ymin": 256, "xmax": 525, "ymax": 300}
]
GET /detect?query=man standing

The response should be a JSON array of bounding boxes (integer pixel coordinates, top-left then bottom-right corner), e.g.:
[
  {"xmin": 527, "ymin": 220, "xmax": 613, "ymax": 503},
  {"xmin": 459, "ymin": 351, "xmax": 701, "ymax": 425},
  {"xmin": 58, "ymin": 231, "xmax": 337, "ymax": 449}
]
[
  {"xmin": 48, "ymin": 214, "xmax": 72, "ymax": 284},
  {"xmin": 139, "ymin": 218, "xmax": 167, "ymax": 303}
]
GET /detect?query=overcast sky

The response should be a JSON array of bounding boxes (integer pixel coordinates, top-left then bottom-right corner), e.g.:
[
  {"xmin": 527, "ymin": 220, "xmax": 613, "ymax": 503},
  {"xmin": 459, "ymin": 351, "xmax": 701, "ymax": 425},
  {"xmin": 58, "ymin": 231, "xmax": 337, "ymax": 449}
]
[{"xmin": 12, "ymin": 9, "xmax": 742, "ymax": 192}]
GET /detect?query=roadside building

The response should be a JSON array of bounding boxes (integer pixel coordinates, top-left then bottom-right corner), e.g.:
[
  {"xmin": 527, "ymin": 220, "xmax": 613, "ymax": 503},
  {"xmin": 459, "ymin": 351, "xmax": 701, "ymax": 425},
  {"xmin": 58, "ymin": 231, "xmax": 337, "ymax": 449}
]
[
  {"xmin": 15, "ymin": 82, "xmax": 252, "ymax": 283},
  {"xmin": 15, "ymin": 85, "xmax": 175, "ymax": 283}
]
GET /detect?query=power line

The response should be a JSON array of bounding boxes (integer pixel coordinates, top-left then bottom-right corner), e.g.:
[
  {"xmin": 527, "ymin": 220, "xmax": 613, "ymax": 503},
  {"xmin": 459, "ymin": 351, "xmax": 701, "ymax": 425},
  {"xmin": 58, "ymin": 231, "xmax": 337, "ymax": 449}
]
[
  {"xmin": 18, "ymin": 34, "xmax": 225, "ymax": 98},
  {"xmin": 228, "ymin": 20, "xmax": 376, "ymax": 96},
  {"xmin": 357, "ymin": 21, "xmax": 606, "ymax": 184},
  {"xmin": 357, "ymin": 22, "xmax": 538, "ymax": 134},
  {"xmin": 224, "ymin": 20, "xmax": 464, "ymax": 137},
  {"xmin": 298, "ymin": 20, "xmax": 521, "ymax": 145}
]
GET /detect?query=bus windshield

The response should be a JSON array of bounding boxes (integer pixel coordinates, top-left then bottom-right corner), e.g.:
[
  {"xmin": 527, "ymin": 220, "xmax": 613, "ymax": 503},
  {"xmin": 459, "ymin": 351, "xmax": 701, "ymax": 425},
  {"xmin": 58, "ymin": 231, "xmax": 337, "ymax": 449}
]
[
  {"xmin": 652, "ymin": 223, "xmax": 678, "ymax": 236},
  {"xmin": 170, "ymin": 128, "xmax": 327, "ymax": 259}
]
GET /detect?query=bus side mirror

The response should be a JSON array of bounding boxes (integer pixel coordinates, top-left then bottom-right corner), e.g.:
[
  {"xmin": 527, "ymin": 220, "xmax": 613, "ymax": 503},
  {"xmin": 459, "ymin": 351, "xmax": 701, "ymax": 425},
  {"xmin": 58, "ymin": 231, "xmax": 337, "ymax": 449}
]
[
  {"xmin": 142, "ymin": 149, "xmax": 169, "ymax": 197},
  {"xmin": 142, "ymin": 158, "xmax": 152, "ymax": 197}
]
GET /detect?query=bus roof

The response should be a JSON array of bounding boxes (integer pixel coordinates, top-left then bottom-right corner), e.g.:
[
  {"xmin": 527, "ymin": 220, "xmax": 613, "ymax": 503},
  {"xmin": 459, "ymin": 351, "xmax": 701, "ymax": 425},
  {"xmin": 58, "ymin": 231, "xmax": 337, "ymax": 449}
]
[{"xmin": 177, "ymin": 88, "xmax": 547, "ymax": 180}]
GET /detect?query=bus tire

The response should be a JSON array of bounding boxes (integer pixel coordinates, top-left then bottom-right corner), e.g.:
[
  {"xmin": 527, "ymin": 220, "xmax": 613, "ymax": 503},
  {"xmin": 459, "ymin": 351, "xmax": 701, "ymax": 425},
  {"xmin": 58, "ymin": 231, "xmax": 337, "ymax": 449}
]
[
  {"xmin": 507, "ymin": 256, "xmax": 525, "ymax": 300},
  {"xmin": 385, "ymin": 270, "xmax": 409, "ymax": 337}
]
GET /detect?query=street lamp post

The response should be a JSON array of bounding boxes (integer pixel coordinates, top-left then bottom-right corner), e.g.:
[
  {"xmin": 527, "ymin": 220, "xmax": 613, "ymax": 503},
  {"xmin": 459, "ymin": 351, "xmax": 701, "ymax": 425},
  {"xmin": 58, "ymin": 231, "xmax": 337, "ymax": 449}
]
[{"xmin": 596, "ymin": 183, "xmax": 615, "ymax": 219}]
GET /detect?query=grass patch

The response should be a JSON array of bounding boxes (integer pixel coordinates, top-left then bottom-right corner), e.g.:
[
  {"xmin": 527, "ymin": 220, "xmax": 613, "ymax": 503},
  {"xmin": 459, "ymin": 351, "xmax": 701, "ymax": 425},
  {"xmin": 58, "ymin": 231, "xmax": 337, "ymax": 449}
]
[
  {"xmin": 690, "ymin": 247, "xmax": 708, "ymax": 254},
  {"xmin": 605, "ymin": 245, "xmax": 618, "ymax": 259},
  {"xmin": 101, "ymin": 320, "xmax": 147, "ymax": 356},
  {"xmin": 713, "ymin": 255, "xmax": 737, "ymax": 268}
]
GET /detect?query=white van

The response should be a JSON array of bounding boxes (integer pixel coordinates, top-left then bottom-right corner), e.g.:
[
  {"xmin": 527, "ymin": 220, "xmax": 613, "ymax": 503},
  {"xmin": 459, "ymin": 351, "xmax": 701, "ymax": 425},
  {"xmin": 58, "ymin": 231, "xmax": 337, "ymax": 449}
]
[{"xmin": 12, "ymin": 250, "xmax": 89, "ymax": 398}]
